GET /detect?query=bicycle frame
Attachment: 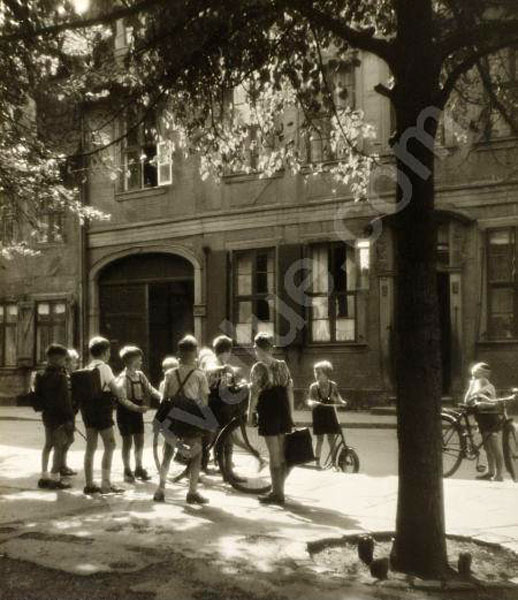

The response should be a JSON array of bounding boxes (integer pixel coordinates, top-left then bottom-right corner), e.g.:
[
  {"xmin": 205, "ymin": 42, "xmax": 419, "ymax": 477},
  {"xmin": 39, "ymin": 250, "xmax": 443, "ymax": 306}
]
[{"xmin": 443, "ymin": 407, "xmax": 509, "ymax": 461}]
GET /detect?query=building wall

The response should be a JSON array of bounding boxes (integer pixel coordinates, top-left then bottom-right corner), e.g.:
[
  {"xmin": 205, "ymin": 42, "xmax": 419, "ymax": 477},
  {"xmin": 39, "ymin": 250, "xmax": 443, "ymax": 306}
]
[
  {"xmin": 2, "ymin": 52, "xmax": 518, "ymax": 406},
  {"xmin": 0, "ymin": 215, "xmax": 81, "ymax": 403}
]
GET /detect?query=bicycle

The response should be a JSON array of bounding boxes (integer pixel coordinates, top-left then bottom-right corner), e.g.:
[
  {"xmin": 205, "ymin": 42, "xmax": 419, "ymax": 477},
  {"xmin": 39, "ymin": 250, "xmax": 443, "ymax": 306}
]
[
  {"xmin": 441, "ymin": 393, "xmax": 518, "ymax": 479},
  {"xmin": 307, "ymin": 400, "xmax": 360, "ymax": 473},
  {"xmin": 153, "ymin": 390, "xmax": 272, "ymax": 495}
]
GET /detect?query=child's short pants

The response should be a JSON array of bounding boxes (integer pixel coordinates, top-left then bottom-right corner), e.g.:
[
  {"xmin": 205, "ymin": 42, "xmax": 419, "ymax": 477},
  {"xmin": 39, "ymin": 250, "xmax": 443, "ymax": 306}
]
[
  {"xmin": 116, "ymin": 406, "xmax": 144, "ymax": 436},
  {"xmin": 81, "ymin": 406, "xmax": 114, "ymax": 431}
]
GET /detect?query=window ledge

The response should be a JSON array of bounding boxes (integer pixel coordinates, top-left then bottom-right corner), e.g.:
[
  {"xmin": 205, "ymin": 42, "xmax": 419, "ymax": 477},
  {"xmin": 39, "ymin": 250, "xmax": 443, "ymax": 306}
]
[
  {"xmin": 222, "ymin": 170, "xmax": 284, "ymax": 184},
  {"xmin": 115, "ymin": 186, "xmax": 169, "ymax": 202},
  {"xmin": 306, "ymin": 342, "xmax": 369, "ymax": 349},
  {"xmin": 477, "ymin": 338, "xmax": 518, "ymax": 346},
  {"xmin": 33, "ymin": 241, "xmax": 66, "ymax": 248}
]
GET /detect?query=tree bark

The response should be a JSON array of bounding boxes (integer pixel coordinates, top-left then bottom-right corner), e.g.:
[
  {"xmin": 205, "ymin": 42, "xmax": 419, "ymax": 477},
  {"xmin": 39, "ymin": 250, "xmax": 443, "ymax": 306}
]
[{"xmin": 389, "ymin": 0, "xmax": 450, "ymax": 578}]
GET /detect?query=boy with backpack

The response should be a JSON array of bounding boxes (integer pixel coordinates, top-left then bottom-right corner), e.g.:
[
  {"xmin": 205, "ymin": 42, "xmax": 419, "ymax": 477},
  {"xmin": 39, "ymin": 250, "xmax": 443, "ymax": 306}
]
[
  {"xmin": 74, "ymin": 336, "xmax": 147, "ymax": 495},
  {"xmin": 116, "ymin": 345, "xmax": 160, "ymax": 482},
  {"xmin": 36, "ymin": 344, "xmax": 75, "ymax": 490}
]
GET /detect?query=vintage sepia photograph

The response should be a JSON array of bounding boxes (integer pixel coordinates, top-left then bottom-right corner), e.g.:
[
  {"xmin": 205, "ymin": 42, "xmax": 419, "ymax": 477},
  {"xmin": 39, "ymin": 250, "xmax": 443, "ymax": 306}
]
[{"xmin": 1, "ymin": 1, "xmax": 518, "ymax": 598}]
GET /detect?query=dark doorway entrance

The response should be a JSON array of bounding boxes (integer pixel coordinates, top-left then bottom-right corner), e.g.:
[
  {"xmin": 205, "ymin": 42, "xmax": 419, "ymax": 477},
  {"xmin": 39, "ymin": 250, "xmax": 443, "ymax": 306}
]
[
  {"xmin": 99, "ymin": 253, "xmax": 194, "ymax": 385},
  {"xmin": 437, "ymin": 272, "xmax": 451, "ymax": 394}
]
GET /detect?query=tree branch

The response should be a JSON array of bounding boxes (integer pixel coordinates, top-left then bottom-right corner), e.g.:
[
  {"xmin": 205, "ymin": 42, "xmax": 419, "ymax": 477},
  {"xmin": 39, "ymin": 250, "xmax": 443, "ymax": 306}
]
[
  {"xmin": 0, "ymin": 0, "xmax": 169, "ymax": 43},
  {"xmin": 439, "ymin": 19, "xmax": 518, "ymax": 60},
  {"xmin": 279, "ymin": 0, "xmax": 395, "ymax": 67},
  {"xmin": 438, "ymin": 36, "xmax": 518, "ymax": 107}
]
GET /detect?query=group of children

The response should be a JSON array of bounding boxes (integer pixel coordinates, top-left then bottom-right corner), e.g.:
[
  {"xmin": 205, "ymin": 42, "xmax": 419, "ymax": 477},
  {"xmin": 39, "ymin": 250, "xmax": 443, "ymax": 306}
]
[
  {"xmin": 34, "ymin": 330, "xmax": 350, "ymax": 505},
  {"xmin": 34, "ymin": 330, "xmax": 505, "ymax": 507}
]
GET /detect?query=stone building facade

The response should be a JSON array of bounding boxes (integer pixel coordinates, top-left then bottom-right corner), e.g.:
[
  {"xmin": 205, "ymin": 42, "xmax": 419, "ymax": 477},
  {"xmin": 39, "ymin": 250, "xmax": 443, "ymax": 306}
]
[{"xmin": 1, "ymin": 47, "xmax": 518, "ymax": 406}]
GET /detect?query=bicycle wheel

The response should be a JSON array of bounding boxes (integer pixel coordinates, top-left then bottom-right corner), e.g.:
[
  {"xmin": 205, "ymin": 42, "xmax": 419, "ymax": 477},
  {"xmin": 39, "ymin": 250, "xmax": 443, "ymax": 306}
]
[
  {"xmin": 152, "ymin": 431, "xmax": 189, "ymax": 482},
  {"xmin": 503, "ymin": 420, "xmax": 518, "ymax": 482},
  {"xmin": 216, "ymin": 419, "xmax": 271, "ymax": 494},
  {"xmin": 336, "ymin": 445, "xmax": 360, "ymax": 473},
  {"xmin": 441, "ymin": 413, "xmax": 465, "ymax": 478}
]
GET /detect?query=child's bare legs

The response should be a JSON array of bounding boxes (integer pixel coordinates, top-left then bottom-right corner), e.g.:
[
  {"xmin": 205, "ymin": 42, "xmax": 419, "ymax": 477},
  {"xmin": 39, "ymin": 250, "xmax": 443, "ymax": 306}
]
[
  {"xmin": 50, "ymin": 429, "xmax": 66, "ymax": 480},
  {"xmin": 327, "ymin": 434, "xmax": 337, "ymax": 459},
  {"xmin": 262, "ymin": 435, "xmax": 286, "ymax": 502},
  {"xmin": 99, "ymin": 427, "xmax": 116, "ymax": 491},
  {"xmin": 134, "ymin": 433, "xmax": 145, "ymax": 470},
  {"xmin": 488, "ymin": 433, "xmax": 504, "ymax": 480},
  {"xmin": 154, "ymin": 442, "xmax": 175, "ymax": 501},
  {"xmin": 186, "ymin": 437, "xmax": 205, "ymax": 500},
  {"xmin": 84, "ymin": 428, "xmax": 98, "ymax": 488},
  {"xmin": 315, "ymin": 435, "xmax": 324, "ymax": 467},
  {"xmin": 122, "ymin": 435, "xmax": 133, "ymax": 473},
  {"xmin": 41, "ymin": 427, "xmax": 53, "ymax": 479}
]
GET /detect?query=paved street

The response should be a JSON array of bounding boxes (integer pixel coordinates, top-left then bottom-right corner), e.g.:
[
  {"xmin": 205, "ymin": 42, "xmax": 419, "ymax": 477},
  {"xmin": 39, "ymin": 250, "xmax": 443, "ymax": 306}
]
[
  {"xmin": 1, "ymin": 413, "xmax": 518, "ymax": 599},
  {"xmin": 0, "ymin": 412, "xmax": 486, "ymax": 481}
]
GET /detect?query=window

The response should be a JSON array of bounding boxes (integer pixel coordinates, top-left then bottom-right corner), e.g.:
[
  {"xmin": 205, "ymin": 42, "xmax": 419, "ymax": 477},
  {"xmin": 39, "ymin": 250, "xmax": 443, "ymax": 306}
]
[
  {"xmin": 0, "ymin": 212, "xmax": 17, "ymax": 247},
  {"xmin": 487, "ymin": 228, "xmax": 517, "ymax": 339},
  {"xmin": 228, "ymin": 86, "xmax": 262, "ymax": 172},
  {"xmin": 0, "ymin": 303, "xmax": 17, "ymax": 366},
  {"xmin": 308, "ymin": 241, "xmax": 369, "ymax": 343},
  {"xmin": 36, "ymin": 301, "xmax": 67, "ymax": 363},
  {"xmin": 305, "ymin": 61, "xmax": 356, "ymax": 163},
  {"xmin": 233, "ymin": 249, "xmax": 275, "ymax": 344},
  {"xmin": 120, "ymin": 110, "xmax": 172, "ymax": 192},
  {"xmin": 35, "ymin": 210, "xmax": 65, "ymax": 244}
]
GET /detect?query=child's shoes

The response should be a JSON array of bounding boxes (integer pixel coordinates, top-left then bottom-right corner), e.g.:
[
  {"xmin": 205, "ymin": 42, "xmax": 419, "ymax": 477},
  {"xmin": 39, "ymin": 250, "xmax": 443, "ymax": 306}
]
[{"xmin": 135, "ymin": 467, "xmax": 152, "ymax": 481}]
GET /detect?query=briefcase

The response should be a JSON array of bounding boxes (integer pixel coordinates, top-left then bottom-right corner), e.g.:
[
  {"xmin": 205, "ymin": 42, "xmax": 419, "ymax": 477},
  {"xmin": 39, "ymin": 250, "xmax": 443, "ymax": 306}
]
[{"xmin": 284, "ymin": 428, "xmax": 315, "ymax": 466}]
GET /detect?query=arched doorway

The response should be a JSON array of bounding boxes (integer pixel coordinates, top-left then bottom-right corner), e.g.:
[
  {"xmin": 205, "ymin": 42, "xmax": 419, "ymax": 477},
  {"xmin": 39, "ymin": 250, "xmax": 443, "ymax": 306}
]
[{"xmin": 98, "ymin": 252, "xmax": 194, "ymax": 384}]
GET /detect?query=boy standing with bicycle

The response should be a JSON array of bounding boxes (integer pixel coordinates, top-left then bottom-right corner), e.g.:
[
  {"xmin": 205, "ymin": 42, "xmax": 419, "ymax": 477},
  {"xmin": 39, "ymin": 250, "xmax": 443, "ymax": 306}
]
[{"xmin": 464, "ymin": 362, "xmax": 504, "ymax": 481}]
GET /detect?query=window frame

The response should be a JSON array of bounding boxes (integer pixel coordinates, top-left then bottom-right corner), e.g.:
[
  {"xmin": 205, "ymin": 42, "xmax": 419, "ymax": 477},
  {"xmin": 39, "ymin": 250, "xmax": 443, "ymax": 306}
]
[
  {"xmin": 34, "ymin": 209, "xmax": 65, "ymax": 244},
  {"xmin": 120, "ymin": 110, "xmax": 173, "ymax": 192},
  {"xmin": 307, "ymin": 241, "xmax": 364, "ymax": 345},
  {"xmin": 486, "ymin": 227, "xmax": 518, "ymax": 340},
  {"xmin": 232, "ymin": 247, "xmax": 276, "ymax": 346},
  {"xmin": 35, "ymin": 300, "xmax": 69, "ymax": 364},
  {"xmin": 0, "ymin": 302, "xmax": 18, "ymax": 367}
]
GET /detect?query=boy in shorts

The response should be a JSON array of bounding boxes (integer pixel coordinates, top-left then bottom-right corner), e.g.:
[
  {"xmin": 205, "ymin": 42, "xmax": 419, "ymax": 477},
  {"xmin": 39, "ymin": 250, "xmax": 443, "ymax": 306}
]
[
  {"xmin": 36, "ymin": 344, "xmax": 75, "ymax": 490},
  {"xmin": 82, "ymin": 336, "xmax": 147, "ymax": 494},
  {"xmin": 116, "ymin": 345, "xmax": 160, "ymax": 482}
]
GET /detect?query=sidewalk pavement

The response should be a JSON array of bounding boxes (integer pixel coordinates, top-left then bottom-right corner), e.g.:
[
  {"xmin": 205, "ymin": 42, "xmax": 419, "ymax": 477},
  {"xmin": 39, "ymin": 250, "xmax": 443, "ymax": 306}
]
[
  {"xmin": 0, "ymin": 438, "xmax": 517, "ymax": 599},
  {"xmin": 0, "ymin": 405, "xmax": 397, "ymax": 428}
]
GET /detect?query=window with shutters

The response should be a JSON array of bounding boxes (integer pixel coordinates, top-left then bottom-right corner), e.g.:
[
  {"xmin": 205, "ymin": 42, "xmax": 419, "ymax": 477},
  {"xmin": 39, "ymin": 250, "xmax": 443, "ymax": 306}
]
[
  {"xmin": 233, "ymin": 248, "xmax": 275, "ymax": 345},
  {"xmin": 120, "ymin": 109, "xmax": 172, "ymax": 192},
  {"xmin": 0, "ymin": 303, "xmax": 18, "ymax": 367},
  {"xmin": 487, "ymin": 228, "xmax": 518, "ymax": 339},
  {"xmin": 308, "ymin": 241, "xmax": 369, "ymax": 343},
  {"xmin": 36, "ymin": 301, "xmax": 68, "ymax": 363}
]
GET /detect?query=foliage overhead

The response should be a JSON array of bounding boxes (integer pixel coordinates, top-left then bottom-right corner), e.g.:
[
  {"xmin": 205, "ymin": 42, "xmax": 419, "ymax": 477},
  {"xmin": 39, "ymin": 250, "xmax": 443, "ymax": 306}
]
[{"xmin": 0, "ymin": 0, "xmax": 517, "ymax": 256}]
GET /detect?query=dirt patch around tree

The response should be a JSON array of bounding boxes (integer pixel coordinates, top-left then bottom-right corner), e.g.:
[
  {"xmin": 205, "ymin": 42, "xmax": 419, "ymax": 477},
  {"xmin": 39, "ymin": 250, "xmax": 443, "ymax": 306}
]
[{"xmin": 309, "ymin": 533, "xmax": 518, "ymax": 591}]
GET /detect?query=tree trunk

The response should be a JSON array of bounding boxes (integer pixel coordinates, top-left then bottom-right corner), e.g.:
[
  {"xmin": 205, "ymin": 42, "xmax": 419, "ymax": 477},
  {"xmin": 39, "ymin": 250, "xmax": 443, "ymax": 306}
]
[{"xmin": 389, "ymin": 0, "xmax": 450, "ymax": 578}]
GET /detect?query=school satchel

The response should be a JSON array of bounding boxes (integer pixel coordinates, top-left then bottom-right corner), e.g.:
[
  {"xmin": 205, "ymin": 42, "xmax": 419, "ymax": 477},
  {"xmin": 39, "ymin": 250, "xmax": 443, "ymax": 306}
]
[
  {"xmin": 284, "ymin": 428, "xmax": 315, "ymax": 467},
  {"xmin": 71, "ymin": 367, "xmax": 114, "ymax": 412},
  {"xmin": 28, "ymin": 372, "xmax": 46, "ymax": 412},
  {"xmin": 154, "ymin": 369, "xmax": 200, "ymax": 437}
]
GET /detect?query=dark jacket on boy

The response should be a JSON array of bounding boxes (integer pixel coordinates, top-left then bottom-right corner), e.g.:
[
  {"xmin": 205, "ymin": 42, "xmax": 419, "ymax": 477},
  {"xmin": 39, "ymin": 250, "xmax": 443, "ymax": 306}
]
[{"xmin": 36, "ymin": 365, "xmax": 75, "ymax": 430}]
